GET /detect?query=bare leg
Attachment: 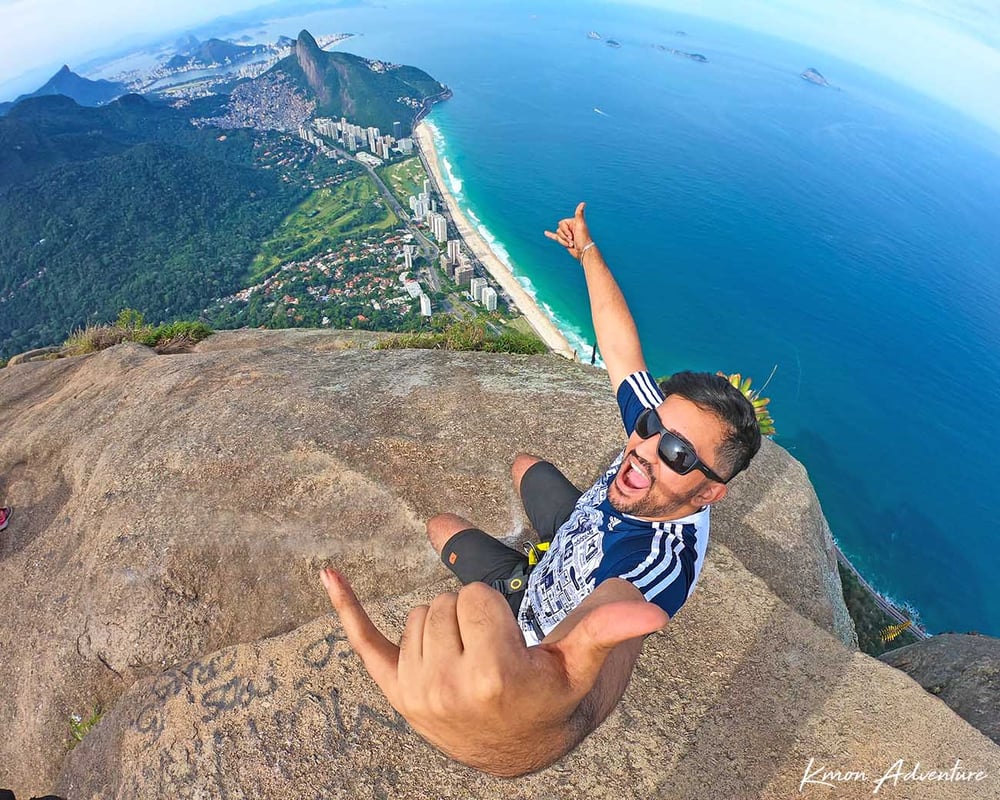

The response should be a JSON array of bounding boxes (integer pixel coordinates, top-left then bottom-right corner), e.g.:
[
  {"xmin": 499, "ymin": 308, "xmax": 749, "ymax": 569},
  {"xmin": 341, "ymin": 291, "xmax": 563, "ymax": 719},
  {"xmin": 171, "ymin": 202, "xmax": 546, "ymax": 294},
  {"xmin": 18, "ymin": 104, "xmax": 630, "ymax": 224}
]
[
  {"xmin": 426, "ymin": 512, "xmax": 478, "ymax": 556},
  {"xmin": 511, "ymin": 452, "xmax": 544, "ymax": 497}
]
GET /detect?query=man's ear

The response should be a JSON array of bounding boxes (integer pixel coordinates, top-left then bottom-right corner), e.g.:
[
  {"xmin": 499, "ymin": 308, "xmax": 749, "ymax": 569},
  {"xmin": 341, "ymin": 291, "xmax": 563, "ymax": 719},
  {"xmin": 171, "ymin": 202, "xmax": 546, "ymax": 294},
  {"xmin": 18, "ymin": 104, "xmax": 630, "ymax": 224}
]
[{"xmin": 696, "ymin": 481, "xmax": 727, "ymax": 506}]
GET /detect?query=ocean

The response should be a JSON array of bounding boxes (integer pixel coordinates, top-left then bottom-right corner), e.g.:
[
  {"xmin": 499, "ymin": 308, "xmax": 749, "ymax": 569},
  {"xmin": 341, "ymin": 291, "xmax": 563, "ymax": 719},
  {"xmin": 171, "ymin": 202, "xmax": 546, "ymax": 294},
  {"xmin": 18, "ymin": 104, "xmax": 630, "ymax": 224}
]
[{"xmin": 204, "ymin": 0, "xmax": 1000, "ymax": 635}]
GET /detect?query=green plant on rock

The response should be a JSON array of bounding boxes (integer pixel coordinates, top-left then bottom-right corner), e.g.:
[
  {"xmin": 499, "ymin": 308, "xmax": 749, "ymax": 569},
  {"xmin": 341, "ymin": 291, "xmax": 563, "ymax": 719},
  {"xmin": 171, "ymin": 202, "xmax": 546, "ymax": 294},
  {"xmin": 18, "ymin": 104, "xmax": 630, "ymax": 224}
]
[
  {"xmin": 63, "ymin": 309, "xmax": 213, "ymax": 355},
  {"xmin": 376, "ymin": 318, "xmax": 545, "ymax": 355},
  {"xmin": 115, "ymin": 308, "xmax": 150, "ymax": 336},
  {"xmin": 69, "ymin": 704, "xmax": 103, "ymax": 749},
  {"xmin": 718, "ymin": 370, "xmax": 776, "ymax": 436}
]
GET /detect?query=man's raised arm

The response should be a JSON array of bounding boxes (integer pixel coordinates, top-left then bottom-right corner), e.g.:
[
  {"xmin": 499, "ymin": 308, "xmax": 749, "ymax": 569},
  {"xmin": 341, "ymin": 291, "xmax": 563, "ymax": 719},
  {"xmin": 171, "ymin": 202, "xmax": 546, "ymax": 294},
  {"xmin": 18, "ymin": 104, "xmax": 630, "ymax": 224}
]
[
  {"xmin": 544, "ymin": 202, "xmax": 646, "ymax": 391},
  {"xmin": 320, "ymin": 569, "xmax": 666, "ymax": 777}
]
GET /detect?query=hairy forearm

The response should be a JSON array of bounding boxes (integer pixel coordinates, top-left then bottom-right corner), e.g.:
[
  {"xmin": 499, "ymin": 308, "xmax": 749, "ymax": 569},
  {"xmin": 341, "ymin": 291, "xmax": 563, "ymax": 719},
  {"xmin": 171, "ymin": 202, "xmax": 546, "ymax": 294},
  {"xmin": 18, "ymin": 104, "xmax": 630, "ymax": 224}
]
[
  {"xmin": 428, "ymin": 722, "xmax": 579, "ymax": 778},
  {"xmin": 580, "ymin": 245, "xmax": 646, "ymax": 385},
  {"xmin": 566, "ymin": 633, "xmax": 645, "ymax": 748}
]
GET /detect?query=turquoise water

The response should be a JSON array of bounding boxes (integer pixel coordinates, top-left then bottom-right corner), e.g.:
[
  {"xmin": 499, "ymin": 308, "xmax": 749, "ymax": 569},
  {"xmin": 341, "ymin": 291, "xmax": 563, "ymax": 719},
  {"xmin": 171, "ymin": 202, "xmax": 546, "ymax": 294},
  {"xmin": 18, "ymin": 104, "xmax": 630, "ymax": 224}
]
[{"xmin": 224, "ymin": 0, "xmax": 1000, "ymax": 635}]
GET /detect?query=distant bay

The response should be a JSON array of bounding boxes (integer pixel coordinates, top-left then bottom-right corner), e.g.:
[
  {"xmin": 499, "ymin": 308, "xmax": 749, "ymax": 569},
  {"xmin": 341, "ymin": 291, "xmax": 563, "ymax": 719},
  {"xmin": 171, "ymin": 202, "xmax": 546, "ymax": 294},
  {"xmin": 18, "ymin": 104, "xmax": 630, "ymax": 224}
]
[{"xmin": 169, "ymin": 0, "xmax": 1000, "ymax": 635}]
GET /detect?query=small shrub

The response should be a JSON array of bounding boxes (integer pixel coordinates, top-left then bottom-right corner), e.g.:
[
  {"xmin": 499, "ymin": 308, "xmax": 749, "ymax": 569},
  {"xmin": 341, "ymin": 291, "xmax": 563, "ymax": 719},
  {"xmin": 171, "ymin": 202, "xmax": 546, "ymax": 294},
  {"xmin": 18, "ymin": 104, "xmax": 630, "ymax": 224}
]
[
  {"xmin": 64, "ymin": 324, "xmax": 128, "ymax": 355},
  {"xmin": 146, "ymin": 320, "xmax": 214, "ymax": 352},
  {"xmin": 68, "ymin": 705, "xmax": 103, "ymax": 749},
  {"xmin": 376, "ymin": 319, "xmax": 546, "ymax": 355},
  {"xmin": 719, "ymin": 371, "xmax": 776, "ymax": 436},
  {"xmin": 115, "ymin": 308, "xmax": 151, "ymax": 337},
  {"xmin": 62, "ymin": 310, "xmax": 213, "ymax": 356}
]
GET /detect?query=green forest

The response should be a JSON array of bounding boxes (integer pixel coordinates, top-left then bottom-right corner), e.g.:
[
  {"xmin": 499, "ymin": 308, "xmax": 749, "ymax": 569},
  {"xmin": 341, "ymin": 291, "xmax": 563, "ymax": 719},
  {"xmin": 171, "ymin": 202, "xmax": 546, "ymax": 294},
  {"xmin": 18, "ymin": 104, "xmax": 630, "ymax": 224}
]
[
  {"xmin": 0, "ymin": 95, "xmax": 310, "ymax": 359},
  {"xmin": 0, "ymin": 49, "xmax": 456, "ymax": 362}
]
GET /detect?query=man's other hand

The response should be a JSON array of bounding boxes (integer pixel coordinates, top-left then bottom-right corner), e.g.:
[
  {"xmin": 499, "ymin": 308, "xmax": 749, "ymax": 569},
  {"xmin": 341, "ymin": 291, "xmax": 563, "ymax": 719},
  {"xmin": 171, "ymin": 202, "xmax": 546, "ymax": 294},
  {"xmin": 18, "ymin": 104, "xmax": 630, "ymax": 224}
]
[
  {"xmin": 544, "ymin": 201, "xmax": 593, "ymax": 260},
  {"xmin": 319, "ymin": 568, "xmax": 666, "ymax": 776}
]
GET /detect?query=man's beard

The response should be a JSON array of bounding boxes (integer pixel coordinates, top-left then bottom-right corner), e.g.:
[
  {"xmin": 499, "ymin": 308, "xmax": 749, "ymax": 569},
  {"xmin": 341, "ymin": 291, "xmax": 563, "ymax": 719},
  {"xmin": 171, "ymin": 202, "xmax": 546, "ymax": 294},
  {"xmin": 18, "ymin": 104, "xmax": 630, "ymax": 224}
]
[{"xmin": 607, "ymin": 450, "xmax": 702, "ymax": 520}]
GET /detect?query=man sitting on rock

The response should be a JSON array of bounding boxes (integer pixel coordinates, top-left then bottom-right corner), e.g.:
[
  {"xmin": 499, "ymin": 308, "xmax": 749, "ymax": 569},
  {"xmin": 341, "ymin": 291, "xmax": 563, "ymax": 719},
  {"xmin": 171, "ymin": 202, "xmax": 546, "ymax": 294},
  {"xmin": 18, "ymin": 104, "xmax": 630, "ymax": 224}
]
[
  {"xmin": 320, "ymin": 201, "xmax": 761, "ymax": 775},
  {"xmin": 428, "ymin": 201, "xmax": 761, "ymax": 644}
]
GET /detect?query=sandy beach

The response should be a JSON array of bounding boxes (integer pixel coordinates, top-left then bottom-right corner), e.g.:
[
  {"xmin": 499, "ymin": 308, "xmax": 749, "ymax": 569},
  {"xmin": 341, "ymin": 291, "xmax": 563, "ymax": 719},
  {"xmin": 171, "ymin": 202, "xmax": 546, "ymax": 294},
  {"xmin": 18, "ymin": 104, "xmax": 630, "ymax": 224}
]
[{"xmin": 412, "ymin": 121, "xmax": 577, "ymax": 360}]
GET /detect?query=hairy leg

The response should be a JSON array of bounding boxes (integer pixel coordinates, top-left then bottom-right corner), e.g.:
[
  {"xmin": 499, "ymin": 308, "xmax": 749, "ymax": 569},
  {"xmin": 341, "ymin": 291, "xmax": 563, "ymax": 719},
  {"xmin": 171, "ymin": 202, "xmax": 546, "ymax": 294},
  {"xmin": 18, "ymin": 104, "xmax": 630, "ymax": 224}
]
[
  {"xmin": 426, "ymin": 512, "xmax": 479, "ymax": 556},
  {"xmin": 511, "ymin": 452, "xmax": 544, "ymax": 496}
]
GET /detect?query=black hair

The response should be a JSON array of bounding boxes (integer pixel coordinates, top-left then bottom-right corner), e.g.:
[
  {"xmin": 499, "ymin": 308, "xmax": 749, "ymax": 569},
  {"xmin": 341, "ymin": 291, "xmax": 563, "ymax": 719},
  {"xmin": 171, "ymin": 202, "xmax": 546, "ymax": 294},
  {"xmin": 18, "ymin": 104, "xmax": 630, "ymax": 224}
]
[{"xmin": 658, "ymin": 371, "xmax": 762, "ymax": 481}]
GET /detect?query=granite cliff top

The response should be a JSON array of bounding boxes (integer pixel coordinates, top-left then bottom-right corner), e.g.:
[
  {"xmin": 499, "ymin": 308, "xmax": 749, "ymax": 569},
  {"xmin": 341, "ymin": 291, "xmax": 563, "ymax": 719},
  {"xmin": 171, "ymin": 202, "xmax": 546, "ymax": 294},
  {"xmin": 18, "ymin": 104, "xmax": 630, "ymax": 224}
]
[{"xmin": 0, "ymin": 330, "xmax": 996, "ymax": 798}]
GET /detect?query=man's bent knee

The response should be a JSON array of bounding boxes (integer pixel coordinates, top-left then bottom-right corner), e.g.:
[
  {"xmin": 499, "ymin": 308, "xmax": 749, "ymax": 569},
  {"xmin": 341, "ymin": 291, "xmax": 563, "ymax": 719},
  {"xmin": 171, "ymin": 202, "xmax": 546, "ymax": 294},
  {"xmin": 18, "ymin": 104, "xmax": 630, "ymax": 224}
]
[
  {"xmin": 511, "ymin": 453, "xmax": 544, "ymax": 495},
  {"xmin": 426, "ymin": 512, "xmax": 477, "ymax": 555}
]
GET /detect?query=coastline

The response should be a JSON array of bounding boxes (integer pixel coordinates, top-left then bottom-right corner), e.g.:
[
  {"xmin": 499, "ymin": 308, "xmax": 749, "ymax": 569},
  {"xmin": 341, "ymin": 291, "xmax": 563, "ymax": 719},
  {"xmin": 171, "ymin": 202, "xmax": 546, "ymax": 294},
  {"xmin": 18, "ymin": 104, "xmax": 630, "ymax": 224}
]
[
  {"xmin": 833, "ymin": 542, "xmax": 929, "ymax": 642},
  {"xmin": 412, "ymin": 120, "xmax": 577, "ymax": 360}
]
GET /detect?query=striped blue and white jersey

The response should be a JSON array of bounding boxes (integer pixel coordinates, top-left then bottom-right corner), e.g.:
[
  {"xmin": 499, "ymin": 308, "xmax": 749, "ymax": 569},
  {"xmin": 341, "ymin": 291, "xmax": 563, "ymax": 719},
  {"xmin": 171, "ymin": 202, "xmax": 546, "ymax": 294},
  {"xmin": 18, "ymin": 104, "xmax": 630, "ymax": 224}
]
[{"xmin": 516, "ymin": 370, "xmax": 710, "ymax": 645}]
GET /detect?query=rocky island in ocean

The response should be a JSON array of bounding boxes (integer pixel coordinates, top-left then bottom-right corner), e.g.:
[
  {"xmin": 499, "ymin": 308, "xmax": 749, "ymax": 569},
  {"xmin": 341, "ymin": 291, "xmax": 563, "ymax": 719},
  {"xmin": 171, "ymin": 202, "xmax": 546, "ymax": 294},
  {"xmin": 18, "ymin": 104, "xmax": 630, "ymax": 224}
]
[
  {"xmin": 655, "ymin": 44, "xmax": 709, "ymax": 63},
  {"xmin": 801, "ymin": 67, "xmax": 832, "ymax": 87}
]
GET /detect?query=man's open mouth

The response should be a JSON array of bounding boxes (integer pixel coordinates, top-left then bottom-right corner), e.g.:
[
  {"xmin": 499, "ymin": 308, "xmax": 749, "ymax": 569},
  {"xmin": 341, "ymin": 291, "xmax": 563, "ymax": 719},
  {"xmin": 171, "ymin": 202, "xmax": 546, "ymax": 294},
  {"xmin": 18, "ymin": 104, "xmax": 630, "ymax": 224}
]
[{"xmin": 617, "ymin": 453, "xmax": 652, "ymax": 492}]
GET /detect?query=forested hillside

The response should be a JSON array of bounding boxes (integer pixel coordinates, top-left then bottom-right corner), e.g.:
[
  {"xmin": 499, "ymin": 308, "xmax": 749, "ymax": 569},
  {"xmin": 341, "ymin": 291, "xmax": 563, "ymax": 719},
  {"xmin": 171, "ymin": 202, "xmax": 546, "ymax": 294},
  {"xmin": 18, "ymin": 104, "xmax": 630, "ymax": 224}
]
[
  {"xmin": 274, "ymin": 30, "xmax": 447, "ymax": 135},
  {"xmin": 0, "ymin": 95, "xmax": 304, "ymax": 358}
]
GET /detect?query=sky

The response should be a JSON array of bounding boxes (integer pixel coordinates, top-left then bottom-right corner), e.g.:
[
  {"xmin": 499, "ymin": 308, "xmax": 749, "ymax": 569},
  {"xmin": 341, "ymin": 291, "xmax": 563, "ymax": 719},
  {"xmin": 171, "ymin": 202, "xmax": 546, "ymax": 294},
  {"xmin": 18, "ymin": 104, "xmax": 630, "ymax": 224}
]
[{"xmin": 1, "ymin": 0, "xmax": 999, "ymax": 135}]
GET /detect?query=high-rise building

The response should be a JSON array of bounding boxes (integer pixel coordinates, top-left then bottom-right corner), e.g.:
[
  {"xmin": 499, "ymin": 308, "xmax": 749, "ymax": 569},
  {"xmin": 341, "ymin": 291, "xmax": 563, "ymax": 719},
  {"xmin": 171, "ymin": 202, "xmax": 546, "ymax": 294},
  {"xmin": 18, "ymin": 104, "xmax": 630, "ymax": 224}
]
[
  {"xmin": 426, "ymin": 212, "xmax": 447, "ymax": 243},
  {"xmin": 403, "ymin": 245, "xmax": 415, "ymax": 271},
  {"xmin": 423, "ymin": 179, "xmax": 431, "ymax": 196},
  {"xmin": 470, "ymin": 277, "xmax": 487, "ymax": 303},
  {"xmin": 454, "ymin": 265, "xmax": 473, "ymax": 287},
  {"xmin": 420, "ymin": 293, "xmax": 432, "ymax": 316},
  {"xmin": 481, "ymin": 286, "xmax": 498, "ymax": 311},
  {"xmin": 393, "ymin": 121, "xmax": 403, "ymax": 139},
  {"xmin": 440, "ymin": 255, "xmax": 453, "ymax": 279},
  {"xmin": 398, "ymin": 138, "xmax": 413, "ymax": 154},
  {"xmin": 447, "ymin": 240, "xmax": 460, "ymax": 263}
]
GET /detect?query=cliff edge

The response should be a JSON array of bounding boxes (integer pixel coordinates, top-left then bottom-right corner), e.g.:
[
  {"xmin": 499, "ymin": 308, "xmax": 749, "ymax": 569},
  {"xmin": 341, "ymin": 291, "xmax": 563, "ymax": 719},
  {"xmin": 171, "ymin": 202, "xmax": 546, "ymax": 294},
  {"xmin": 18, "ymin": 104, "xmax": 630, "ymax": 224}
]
[{"xmin": 0, "ymin": 330, "xmax": 996, "ymax": 798}]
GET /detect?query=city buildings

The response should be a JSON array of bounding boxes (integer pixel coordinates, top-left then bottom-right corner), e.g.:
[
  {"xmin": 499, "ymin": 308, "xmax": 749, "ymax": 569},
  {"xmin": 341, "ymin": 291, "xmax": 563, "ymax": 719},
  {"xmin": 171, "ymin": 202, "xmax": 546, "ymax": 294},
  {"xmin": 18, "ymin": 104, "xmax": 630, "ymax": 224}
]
[
  {"xmin": 355, "ymin": 151, "xmax": 383, "ymax": 168},
  {"xmin": 447, "ymin": 239, "xmax": 460, "ymax": 264},
  {"xmin": 420, "ymin": 293, "xmax": 432, "ymax": 316},
  {"xmin": 409, "ymin": 195, "xmax": 428, "ymax": 220},
  {"xmin": 454, "ymin": 264, "xmax": 473, "ymax": 287},
  {"xmin": 426, "ymin": 211, "xmax": 448, "ymax": 242},
  {"xmin": 310, "ymin": 116, "xmax": 399, "ymax": 158},
  {"xmin": 400, "ymin": 273, "xmax": 423, "ymax": 298},
  {"xmin": 481, "ymin": 286, "xmax": 498, "ymax": 311},
  {"xmin": 470, "ymin": 277, "xmax": 487, "ymax": 303}
]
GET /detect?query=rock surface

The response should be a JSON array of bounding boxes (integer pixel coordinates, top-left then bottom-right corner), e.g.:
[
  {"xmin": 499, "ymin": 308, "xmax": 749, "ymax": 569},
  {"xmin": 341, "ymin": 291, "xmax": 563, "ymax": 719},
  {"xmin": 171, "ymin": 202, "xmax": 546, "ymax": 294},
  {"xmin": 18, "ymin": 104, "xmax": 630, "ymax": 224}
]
[
  {"xmin": 880, "ymin": 633, "xmax": 1000, "ymax": 745},
  {"xmin": 0, "ymin": 329, "xmax": 996, "ymax": 798}
]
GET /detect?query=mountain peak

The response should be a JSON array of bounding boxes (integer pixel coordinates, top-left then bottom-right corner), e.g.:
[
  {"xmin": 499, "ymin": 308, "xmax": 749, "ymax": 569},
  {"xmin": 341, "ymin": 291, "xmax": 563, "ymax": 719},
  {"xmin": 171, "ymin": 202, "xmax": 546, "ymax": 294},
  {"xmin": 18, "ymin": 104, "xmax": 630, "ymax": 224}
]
[
  {"xmin": 296, "ymin": 29, "xmax": 321, "ymax": 54},
  {"xmin": 294, "ymin": 29, "xmax": 328, "ymax": 103}
]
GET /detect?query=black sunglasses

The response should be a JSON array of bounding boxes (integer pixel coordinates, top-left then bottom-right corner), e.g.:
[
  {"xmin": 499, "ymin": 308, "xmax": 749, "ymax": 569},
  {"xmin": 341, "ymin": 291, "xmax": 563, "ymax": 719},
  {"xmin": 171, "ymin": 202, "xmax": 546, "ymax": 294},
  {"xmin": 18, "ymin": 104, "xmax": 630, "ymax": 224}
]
[{"xmin": 634, "ymin": 407, "xmax": 727, "ymax": 484}]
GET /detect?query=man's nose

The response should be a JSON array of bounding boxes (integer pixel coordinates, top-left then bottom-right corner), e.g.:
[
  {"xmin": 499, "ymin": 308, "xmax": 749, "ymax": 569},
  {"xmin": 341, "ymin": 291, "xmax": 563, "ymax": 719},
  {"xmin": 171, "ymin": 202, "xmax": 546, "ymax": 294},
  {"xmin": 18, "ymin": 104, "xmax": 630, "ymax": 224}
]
[{"xmin": 633, "ymin": 431, "xmax": 661, "ymax": 463}]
